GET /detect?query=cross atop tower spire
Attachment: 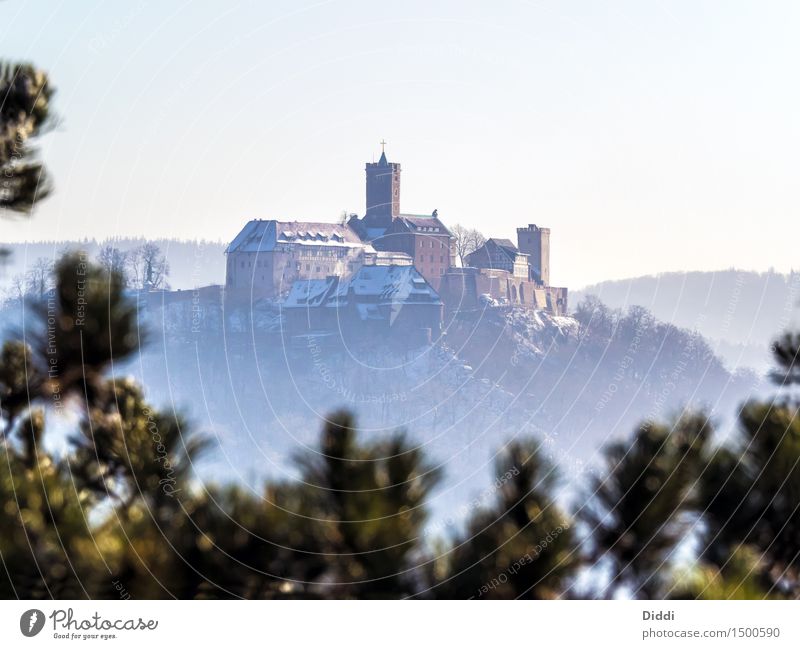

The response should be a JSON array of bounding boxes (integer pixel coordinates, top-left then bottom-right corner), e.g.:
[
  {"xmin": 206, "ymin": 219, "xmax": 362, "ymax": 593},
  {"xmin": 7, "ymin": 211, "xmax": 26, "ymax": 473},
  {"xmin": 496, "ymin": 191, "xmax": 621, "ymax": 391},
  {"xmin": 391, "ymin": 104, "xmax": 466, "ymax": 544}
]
[{"xmin": 377, "ymin": 139, "xmax": 388, "ymax": 165}]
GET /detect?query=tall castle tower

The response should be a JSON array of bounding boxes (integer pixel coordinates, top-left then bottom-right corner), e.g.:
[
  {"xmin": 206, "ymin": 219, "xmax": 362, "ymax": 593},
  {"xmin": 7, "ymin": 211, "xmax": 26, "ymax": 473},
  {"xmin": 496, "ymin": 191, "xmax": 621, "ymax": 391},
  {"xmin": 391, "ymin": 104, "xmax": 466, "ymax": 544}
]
[
  {"xmin": 364, "ymin": 142, "xmax": 400, "ymax": 229},
  {"xmin": 517, "ymin": 224, "xmax": 550, "ymax": 286}
]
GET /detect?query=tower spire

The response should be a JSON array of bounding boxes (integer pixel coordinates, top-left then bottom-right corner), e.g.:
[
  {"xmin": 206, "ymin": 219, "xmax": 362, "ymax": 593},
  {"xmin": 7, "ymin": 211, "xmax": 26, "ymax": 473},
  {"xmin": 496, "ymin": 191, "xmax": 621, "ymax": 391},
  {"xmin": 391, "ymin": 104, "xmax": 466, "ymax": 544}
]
[{"xmin": 378, "ymin": 139, "xmax": 388, "ymax": 165}]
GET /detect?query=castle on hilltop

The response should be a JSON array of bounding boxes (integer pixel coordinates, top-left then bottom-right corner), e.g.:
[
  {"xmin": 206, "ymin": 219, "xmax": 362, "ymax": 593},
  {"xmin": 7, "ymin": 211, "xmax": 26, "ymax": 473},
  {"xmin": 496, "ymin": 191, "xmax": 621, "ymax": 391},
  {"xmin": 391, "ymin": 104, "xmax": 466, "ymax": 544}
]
[{"xmin": 225, "ymin": 146, "xmax": 567, "ymax": 329}]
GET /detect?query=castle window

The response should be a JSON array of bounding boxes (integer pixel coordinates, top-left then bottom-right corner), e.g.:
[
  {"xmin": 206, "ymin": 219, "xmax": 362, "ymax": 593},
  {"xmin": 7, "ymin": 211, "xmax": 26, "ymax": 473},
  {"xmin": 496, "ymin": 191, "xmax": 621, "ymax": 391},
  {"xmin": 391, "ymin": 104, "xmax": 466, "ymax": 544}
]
[{"xmin": 306, "ymin": 264, "xmax": 310, "ymax": 271}]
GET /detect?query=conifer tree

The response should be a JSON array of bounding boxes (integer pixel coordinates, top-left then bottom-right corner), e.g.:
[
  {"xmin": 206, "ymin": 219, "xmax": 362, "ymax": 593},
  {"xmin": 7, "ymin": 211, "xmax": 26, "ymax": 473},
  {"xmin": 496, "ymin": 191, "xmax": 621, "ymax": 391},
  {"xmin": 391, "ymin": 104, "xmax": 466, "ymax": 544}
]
[
  {"xmin": 436, "ymin": 441, "xmax": 579, "ymax": 599},
  {"xmin": 582, "ymin": 414, "xmax": 711, "ymax": 598},
  {"xmin": 696, "ymin": 333, "xmax": 800, "ymax": 597},
  {"xmin": 0, "ymin": 256, "xmax": 195, "ymax": 597},
  {"xmin": 0, "ymin": 62, "xmax": 53, "ymax": 214}
]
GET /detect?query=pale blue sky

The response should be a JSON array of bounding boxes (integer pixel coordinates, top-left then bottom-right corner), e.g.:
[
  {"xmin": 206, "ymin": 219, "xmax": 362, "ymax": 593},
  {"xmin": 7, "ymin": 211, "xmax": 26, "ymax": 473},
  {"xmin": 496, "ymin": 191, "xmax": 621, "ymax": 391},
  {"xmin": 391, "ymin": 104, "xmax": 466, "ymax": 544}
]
[{"xmin": 1, "ymin": 0, "xmax": 798, "ymax": 288}]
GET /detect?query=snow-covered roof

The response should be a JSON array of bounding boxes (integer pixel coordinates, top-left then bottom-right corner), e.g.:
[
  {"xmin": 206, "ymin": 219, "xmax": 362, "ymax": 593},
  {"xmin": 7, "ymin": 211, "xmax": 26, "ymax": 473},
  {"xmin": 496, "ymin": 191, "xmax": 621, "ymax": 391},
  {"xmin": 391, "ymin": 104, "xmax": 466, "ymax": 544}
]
[
  {"xmin": 227, "ymin": 220, "xmax": 369, "ymax": 253},
  {"xmin": 282, "ymin": 277, "xmax": 339, "ymax": 308},
  {"xmin": 281, "ymin": 265, "xmax": 441, "ymax": 311},
  {"xmin": 326, "ymin": 279, "xmax": 350, "ymax": 308},
  {"xmin": 349, "ymin": 265, "xmax": 441, "ymax": 305}
]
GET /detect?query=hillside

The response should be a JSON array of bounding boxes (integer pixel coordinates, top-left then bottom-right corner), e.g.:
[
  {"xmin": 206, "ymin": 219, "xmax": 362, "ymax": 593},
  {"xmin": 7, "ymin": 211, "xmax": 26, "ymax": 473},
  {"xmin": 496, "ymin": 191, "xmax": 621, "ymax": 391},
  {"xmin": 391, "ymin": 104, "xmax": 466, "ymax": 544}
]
[
  {"xmin": 572, "ymin": 269, "xmax": 800, "ymax": 371},
  {"xmin": 0, "ymin": 279, "xmax": 768, "ymax": 527},
  {"xmin": 116, "ymin": 301, "xmax": 765, "ymax": 524}
]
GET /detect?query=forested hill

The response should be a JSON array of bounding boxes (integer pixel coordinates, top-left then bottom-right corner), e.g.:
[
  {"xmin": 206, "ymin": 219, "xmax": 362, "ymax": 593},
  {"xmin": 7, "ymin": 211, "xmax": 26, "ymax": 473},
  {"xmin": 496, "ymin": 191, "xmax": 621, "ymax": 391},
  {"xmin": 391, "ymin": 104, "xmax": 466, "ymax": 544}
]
[
  {"xmin": 0, "ymin": 278, "xmax": 768, "ymax": 523},
  {"xmin": 572, "ymin": 270, "xmax": 800, "ymax": 371},
  {"xmin": 110, "ymin": 301, "xmax": 764, "ymax": 493}
]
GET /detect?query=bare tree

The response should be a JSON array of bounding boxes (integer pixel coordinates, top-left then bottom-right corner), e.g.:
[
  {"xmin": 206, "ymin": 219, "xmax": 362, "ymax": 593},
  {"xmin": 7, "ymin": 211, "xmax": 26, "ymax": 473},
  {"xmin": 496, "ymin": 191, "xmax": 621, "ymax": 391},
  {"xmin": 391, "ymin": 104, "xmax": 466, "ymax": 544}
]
[
  {"xmin": 469, "ymin": 229, "xmax": 486, "ymax": 261},
  {"xmin": 26, "ymin": 256, "xmax": 54, "ymax": 298},
  {"xmin": 451, "ymin": 224, "xmax": 486, "ymax": 267},
  {"xmin": 7, "ymin": 273, "xmax": 26, "ymax": 301},
  {"xmin": 97, "ymin": 244, "xmax": 128, "ymax": 284},
  {"xmin": 127, "ymin": 242, "xmax": 169, "ymax": 290}
]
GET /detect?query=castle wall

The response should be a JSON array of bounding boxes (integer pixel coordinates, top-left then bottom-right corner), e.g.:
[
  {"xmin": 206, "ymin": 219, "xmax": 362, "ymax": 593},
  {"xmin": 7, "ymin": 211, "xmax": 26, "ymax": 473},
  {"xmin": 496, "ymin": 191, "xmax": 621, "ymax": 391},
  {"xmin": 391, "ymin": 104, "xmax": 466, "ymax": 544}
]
[
  {"xmin": 226, "ymin": 246, "xmax": 365, "ymax": 300},
  {"xmin": 440, "ymin": 267, "xmax": 568, "ymax": 315},
  {"xmin": 283, "ymin": 297, "xmax": 442, "ymax": 341},
  {"xmin": 438, "ymin": 268, "xmax": 479, "ymax": 310}
]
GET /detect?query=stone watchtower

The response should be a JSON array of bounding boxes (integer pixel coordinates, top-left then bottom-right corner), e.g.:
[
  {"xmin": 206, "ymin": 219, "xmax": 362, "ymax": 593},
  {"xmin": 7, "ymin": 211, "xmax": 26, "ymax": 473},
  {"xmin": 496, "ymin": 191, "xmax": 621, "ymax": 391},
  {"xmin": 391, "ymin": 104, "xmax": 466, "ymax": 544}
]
[
  {"xmin": 364, "ymin": 142, "xmax": 401, "ymax": 229},
  {"xmin": 517, "ymin": 224, "xmax": 550, "ymax": 286}
]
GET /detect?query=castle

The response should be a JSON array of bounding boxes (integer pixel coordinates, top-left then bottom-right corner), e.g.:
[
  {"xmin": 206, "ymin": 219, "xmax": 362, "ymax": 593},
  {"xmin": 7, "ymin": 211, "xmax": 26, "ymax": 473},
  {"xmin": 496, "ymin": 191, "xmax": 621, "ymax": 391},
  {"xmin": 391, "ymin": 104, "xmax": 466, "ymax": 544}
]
[
  {"xmin": 225, "ymin": 146, "xmax": 567, "ymax": 324},
  {"xmin": 442, "ymin": 224, "xmax": 566, "ymax": 314}
]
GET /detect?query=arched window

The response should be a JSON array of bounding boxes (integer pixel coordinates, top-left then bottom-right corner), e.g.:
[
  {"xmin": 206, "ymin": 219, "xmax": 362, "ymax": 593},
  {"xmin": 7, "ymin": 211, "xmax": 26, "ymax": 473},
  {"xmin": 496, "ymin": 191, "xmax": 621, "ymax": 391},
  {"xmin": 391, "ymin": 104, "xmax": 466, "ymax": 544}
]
[
  {"xmin": 519, "ymin": 284, "xmax": 526, "ymax": 304},
  {"xmin": 511, "ymin": 285, "xmax": 517, "ymax": 302}
]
